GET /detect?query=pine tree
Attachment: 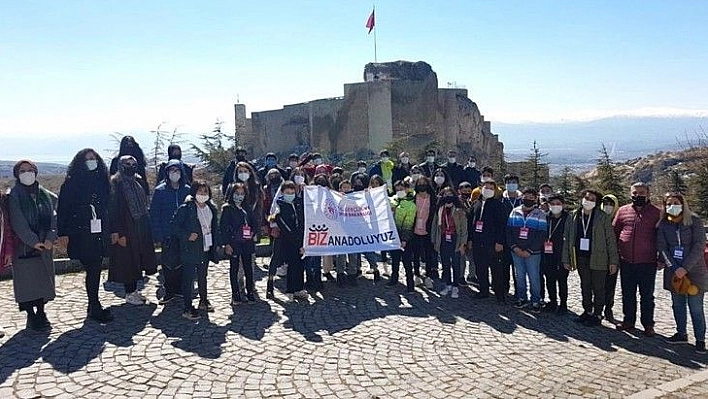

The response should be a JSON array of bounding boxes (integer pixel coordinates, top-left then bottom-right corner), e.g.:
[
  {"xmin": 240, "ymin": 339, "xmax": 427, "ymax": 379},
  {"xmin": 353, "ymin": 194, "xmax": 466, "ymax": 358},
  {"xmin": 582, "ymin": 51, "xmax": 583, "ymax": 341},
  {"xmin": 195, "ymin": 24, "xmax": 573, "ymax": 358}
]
[
  {"xmin": 596, "ymin": 143, "xmax": 626, "ymax": 202},
  {"xmin": 191, "ymin": 119, "xmax": 235, "ymax": 175},
  {"xmin": 690, "ymin": 152, "xmax": 708, "ymax": 218},
  {"xmin": 524, "ymin": 141, "xmax": 548, "ymax": 189},
  {"xmin": 666, "ymin": 170, "xmax": 688, "ymax": 194}
]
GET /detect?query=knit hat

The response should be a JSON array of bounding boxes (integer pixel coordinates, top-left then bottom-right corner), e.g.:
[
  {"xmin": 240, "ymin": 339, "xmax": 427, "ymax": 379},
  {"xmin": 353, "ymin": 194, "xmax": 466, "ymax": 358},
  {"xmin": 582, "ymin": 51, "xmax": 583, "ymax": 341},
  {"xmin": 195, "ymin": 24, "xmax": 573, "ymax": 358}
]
[
  {"xmin": 671, "ymin": 274, "xmax": 699, "ymax": 295},
  {"xmin": 13, "ymin": 160, "xmax": 38, "ymax": 179}
]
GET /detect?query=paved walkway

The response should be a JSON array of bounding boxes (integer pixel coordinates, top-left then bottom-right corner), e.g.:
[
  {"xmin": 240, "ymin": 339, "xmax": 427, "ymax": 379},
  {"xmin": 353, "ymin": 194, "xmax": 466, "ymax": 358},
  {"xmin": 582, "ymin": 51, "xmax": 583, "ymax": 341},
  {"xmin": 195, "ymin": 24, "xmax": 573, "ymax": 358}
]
[{"xmin": 0, "ymin": 258, "xmax": 706, "ymax": 398}]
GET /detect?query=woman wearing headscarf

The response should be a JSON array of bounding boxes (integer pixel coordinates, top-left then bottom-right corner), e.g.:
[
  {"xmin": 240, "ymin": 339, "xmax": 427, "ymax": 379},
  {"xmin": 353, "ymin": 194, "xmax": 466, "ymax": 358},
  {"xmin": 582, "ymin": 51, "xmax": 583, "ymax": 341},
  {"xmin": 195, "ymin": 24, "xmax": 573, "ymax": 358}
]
[
  {"xmin": 1, "ymin": 192, "xmax": 16, "ymax": 337},
  {"xmin": 7, "ymin": 160, "xmax": 57, "ymax": 330},
  {"xmin": 57, "ymin": 148, "xmax": 113, "ymax": 322},
  {"xmin": 108, "ymin": 155, "xmax": 157, "ymax": 305},
  {"xmin": 109, "ymin": 136, "xmax": 150, "ymax": 196}
]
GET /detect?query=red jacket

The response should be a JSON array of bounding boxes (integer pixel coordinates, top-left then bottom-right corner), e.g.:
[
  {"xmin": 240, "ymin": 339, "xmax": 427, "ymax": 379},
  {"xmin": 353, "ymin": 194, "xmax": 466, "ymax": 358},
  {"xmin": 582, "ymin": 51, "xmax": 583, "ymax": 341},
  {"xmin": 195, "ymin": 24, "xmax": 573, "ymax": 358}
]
[
  {"xmin": 1, "ymin": 206, "xmax": 15, "ymax": 274},
  {"xmin": 613, "ymin": 203, "xmax": 661, "ymax": 264}
]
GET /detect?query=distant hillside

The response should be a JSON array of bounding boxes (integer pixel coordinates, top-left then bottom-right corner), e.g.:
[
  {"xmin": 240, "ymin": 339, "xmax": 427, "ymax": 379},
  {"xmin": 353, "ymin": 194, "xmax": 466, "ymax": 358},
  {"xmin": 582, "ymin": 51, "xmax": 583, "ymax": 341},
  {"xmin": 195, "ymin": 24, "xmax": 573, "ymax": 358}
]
[{"xmin": 0, "ymin": 160, "xmax": 67, "ymax": 179}]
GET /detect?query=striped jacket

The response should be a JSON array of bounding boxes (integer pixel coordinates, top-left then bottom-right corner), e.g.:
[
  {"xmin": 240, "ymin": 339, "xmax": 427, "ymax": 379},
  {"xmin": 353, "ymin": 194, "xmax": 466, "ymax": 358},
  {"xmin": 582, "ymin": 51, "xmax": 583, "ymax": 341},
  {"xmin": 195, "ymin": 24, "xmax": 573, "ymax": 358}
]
[{"xmin": 506, "ymin": 206, "xmax": 548, "ymax": 254}]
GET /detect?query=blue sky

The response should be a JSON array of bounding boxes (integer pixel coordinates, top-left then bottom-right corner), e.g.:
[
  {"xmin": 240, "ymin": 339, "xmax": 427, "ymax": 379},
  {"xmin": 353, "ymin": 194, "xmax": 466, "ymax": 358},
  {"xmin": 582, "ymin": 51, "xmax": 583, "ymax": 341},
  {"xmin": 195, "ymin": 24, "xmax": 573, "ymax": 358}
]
[{"xmin": 1, "ymin": 0, "xmax": 707, "ymax": 139}]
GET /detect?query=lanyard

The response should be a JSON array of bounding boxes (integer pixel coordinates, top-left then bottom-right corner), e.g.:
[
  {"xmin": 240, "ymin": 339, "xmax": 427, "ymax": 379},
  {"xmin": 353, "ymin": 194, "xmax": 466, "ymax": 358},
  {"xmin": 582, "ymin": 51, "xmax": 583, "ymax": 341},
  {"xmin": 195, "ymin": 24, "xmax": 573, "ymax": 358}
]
[
  {"xmin": 581, "ymin": 211, "xmax": 592, "ymax": 238},
  {"xmin": 676, "ymin": 226, "xmax": 682, "ymax": 247},
  {"xmin": 237, "ymin": 206, "xmax": 249, "ymax": 226},
  {"xmin": 444, "ymin": 209, "xmax": 453, "ymax": 231},
  {"xmin": 89, "ymin": 204, "xmax": 98, "ymax": 220},
  {"xmin": 479, "ymin": 200, "xmax": 486, "ymax": 220},
  {"xmin": 548, "ymin": 216, "xmax": 562, "ymax": 240}
]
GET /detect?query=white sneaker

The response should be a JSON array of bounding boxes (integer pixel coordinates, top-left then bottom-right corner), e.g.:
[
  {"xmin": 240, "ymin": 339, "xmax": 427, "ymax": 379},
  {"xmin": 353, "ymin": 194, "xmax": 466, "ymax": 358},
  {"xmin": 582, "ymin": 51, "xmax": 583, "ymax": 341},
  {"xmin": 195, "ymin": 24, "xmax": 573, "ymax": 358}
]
[
  {"xmin": 126, "ymin": 292, "xmax": 145, "ymax": 305},
  {"xmin": 424, "ymin": 277, "xmax": 434, "ymax": 289},
  {"xmin": 451, "ymin": 287, "xmax": 460, "ymax": 299},
  {"xmin": 276, "ymin": 264, "xmax": 288, "ymax": 277},
  {"xmin": 414, "ymin": 276, "xmax": 424, "ymax": 286},
  {"xmin": 440, "ymin": 285, "xmax": 452, "ymax": 296},
  {"xmin": 294, "ymin": 290, "xmax": 309, "ymax": 299},
  {"xmin": 384, "ymin": 264, "xmax": 391, "ymax": 277},
  {"xmin": 286, "ymin": 293, "xmax": 294, "ymax": 302}
]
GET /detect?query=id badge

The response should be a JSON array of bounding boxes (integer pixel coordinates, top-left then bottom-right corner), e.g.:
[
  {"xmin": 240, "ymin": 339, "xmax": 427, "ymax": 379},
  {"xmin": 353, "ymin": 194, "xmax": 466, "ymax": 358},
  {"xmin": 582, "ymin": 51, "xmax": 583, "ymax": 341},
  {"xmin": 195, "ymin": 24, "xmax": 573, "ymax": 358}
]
[
  {"xmin": 204, "ymin": 232, "xmax": 213, "ymax": 247},
  {"xmin": 544, "ymin": 240, "xmax": 553, "ymax": 254},
  {"xmin": 519, "ymin": 227, "xmax": 529, "ymax": 240},
  {"xmin": 579, "ymin": 238, "xmax": 590, "ymax": 251},
  {"xmin": 90, "ymin": 219, "xmax": 102, "ymax": 234},
  {"xmin": 673, "ymin": 246, "xmax": 684, "ymax": 260},
  {"xmin": 475, "ymin": 221, "xmax": 484, "ymax": 233},
  {"xmin": 416, "ymin": 218, "xmax": 425, "ymax": 230},
  {"xmin": 445, "ymin": 233, "xmax": 453, "ymax": 242},
  {"xmin": 242, "ymin": 225, "xmax": 252, "ymax": 240}
]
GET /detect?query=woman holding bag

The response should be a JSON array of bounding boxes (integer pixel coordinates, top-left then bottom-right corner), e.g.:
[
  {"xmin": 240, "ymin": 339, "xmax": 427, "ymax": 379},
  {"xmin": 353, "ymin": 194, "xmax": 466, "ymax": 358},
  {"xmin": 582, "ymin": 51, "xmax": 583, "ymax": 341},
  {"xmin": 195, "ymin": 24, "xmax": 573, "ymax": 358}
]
[{"xmin": 657, "ymin": 192, "xmax": 707, "ymax": 354}]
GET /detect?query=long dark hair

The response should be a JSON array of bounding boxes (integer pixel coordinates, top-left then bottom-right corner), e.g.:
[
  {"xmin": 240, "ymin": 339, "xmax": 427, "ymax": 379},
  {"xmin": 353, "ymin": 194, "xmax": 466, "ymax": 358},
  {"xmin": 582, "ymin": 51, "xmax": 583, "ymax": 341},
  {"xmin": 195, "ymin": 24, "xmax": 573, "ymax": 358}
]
[
  {"xmin": 225, "ymin": 182, "xmax": 250, "ymax": 206},
  {"xmin": 235, "ymin": 161, "xmax": 261, "ymax": 205},
  {"xmin": 67, "ymin": 148, "xmax": 109, "ymax": 181},
  {"xmin": 118, "ymin": 136, "xmax": 147, "ymax": 167}
]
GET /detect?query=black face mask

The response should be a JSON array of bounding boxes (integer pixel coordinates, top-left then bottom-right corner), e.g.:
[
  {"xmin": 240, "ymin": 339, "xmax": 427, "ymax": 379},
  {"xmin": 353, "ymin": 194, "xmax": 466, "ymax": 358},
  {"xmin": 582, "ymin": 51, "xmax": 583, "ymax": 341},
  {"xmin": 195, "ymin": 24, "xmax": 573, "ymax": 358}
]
[
  {"xmin": 236, "ymin": 154, "xmax": 246, "ymax": 161},
  {"xmin": 353, "ymin": 184, "xmax": 364, "ymax": 191},
  {"xmin": 170, "ymin": 152, "xmax": 182, "ymax": 160},
  {"xmin": 444, "ymin": 196, "xmax": 455, "ymax": 204},
  {"xmin": 316, "ymin": 181, "xmax": 328, "ymax": 187},
  {"xmin": 631, "ymin": 195, "xmax": 647, "ymax": 207},
  {"xmin": 122, "ymin": 165, "xmax": 137, "ymax": 177},
  {"xmin": 461, "ymin": 193, "xmax": 471, "ymax": 200},
  {"xmin": 522, "ymin": 199, "xmax": 537, "ymax": 208},
  {"xmin": 416, "ymin": 185, "xmax": 429, "ymax": 192},
  {"xmin": 269, "ymin": 177, "xmax": 282, "ymax": 185}
]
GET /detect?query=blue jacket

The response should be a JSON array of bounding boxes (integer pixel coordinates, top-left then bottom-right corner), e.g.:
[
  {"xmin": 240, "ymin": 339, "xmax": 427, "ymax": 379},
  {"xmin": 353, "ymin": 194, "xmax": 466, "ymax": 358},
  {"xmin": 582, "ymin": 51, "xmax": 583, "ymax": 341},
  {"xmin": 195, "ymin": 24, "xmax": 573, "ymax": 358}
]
[
  {"xmin": 506, "ymin": 206, "xmax": 548, "ymax": 254},
  {"xmin": 150, "ymin": 166, "xmax": 190, "ymax": 243}
]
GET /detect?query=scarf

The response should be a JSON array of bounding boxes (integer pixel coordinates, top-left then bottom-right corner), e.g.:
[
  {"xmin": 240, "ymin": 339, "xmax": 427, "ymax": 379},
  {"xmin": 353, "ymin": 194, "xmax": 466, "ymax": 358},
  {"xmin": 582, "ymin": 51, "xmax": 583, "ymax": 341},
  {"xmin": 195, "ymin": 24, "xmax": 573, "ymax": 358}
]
[
  {"xmin": 14, "ymin": 182, "xmax": 53, "ymax": 238},
  {"xmin": 118, "ymin": 172, "xmax": 148, "ymax": 220}
]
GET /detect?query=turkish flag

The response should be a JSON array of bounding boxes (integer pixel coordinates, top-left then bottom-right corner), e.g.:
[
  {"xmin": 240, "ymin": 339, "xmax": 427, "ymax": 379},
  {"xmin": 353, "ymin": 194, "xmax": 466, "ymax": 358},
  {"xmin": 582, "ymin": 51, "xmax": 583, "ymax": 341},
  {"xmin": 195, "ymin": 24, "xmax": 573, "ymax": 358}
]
[{"xmin": 366, "ymin": 9, "xmax": 375, "ymax": 34}]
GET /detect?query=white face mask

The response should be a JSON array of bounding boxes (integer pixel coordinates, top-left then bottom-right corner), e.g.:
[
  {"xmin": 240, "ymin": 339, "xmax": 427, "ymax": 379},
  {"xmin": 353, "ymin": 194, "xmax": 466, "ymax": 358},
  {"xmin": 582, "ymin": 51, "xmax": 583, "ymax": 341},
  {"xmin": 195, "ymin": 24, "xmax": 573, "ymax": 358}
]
[
  {"xmin": 448, "ymin": 157, "xmax": 456, "ymax": 164},
  {"xmin": 400, "ymin": 157, "xmax": 409, "ymax": 164},
  {"xmin": 666, "ymin": 204, "xmax": 683, "ymax": 216},
  {"xmin": 482, "ymin": 188, "xmax": 495, "ymax": 199},
  {"xmin": 602, "ymin": 205, "xmax": 614, "ymax": 215},
  {"xmin": 550, "ymin": 205, "xmax": 563, "ymax": 215},
  {"xmin": 358, "ymin": 167, "xmax": 367, "ymax": 174},
  {"xmin": 480, "ymin": 176, "xmax": 492, "ymax": 183},
  {"xmin": 169, "ymin": 171, "xmax": 181, "ymax": 183},
  {"xmin": 19, "ymin": 171, "xmax": 36, "ymax": 186},
  {"xmin": 294, "ymin": 175, "xmax": 305, "ymax": 185},
  {"xmin": 396, "ymin": 190, "xmax": 407, "ymax": 199},
  {"xmin": 582, "ymin": 199, "xmax": 596, "ymax": 211},
  {"xmin": 195, "ymin": 194, "xmax": 209, "ymax": 204},
  {"xmin": 313, "ymin": 158, "xmax": 323, "ymax": 166},
  {"xmin": 426, "ymin": 156, "xmax": 435, "ymax": 163},
  {"xmin": 411, "ymin": 173, "xmax": 422, "ymax": 181},
  {"xmin": 86, "ymin": 160, "xmax": 98, "ymax": 171},
  {"xmin": 468, "ymin": 162, "xmax": 476, "ymax": 168},
  {"xmin": 237, "ymin": 172, "xmax": 250, "ymax": 182},
  {"xmin": 434, "ymin": 176, "xmax": 445, "ymax": 185}
]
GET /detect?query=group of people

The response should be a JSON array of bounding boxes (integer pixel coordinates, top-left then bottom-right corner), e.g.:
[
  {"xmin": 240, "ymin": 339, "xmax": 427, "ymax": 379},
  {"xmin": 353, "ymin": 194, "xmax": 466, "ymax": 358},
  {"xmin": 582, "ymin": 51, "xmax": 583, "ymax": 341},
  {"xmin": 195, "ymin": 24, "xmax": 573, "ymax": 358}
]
[{"xmin": 0, "ymin": 138, "xmax": 705, "ymax": 356}]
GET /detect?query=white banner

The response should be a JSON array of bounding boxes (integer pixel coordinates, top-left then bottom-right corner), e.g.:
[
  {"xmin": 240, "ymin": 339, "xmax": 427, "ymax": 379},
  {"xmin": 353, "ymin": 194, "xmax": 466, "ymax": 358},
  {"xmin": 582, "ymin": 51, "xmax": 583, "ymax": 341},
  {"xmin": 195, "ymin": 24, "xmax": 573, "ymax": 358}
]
[{"xmin": 303, "ymin": 185, "xmax": 402, "ymax": 256}]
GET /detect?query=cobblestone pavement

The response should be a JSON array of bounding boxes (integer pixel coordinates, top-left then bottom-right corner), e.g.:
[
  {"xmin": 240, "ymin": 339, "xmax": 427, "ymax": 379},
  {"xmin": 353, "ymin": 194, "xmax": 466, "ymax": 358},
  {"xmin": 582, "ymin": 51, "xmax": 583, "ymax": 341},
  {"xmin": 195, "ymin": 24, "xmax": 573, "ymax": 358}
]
[{"xmin": 0, "ymin": 258, "xmax": 707, "ymax": 398}]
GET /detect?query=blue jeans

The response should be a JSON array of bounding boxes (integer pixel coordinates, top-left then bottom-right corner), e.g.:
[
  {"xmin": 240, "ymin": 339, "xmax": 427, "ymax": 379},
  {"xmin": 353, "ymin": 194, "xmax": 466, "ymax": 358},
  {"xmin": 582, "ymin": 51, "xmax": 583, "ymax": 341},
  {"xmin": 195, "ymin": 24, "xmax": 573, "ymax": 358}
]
[
  {"xmin": 440, "ymin": 240, "xmax": 460, "ymax": 287},
  {"xmin": 671, "ymin": 292, "xmax": 706, "ymax": 342},
  {"xmin": 512, "ymin": 253, "xmax": 542, "ymax": 304}
]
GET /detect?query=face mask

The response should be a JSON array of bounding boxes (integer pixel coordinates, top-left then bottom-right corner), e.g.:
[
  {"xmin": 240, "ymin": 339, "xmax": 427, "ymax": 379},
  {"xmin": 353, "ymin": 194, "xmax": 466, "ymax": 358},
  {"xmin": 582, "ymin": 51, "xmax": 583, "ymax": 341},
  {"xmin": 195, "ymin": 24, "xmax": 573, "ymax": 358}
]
[
  {"xmin": 265, "ymin": 159, "xmax": 276, "ymax": 167},
  {"xmin": 426, "ymin": 156, "xmax": 435, "ymax": 163},
  {"xmin": 631, "ymin": 195, "xmax": 647, "ymax": 207},
  {"xmin": 294, "ymin": 175, "xmax": 305, "ymax": 185},
  {"xmin": 582, "ymin": 199, "xmax": 596, "ymax": 211},
  {"xmin": 353, "ymin": 184, "xmax": 364, "ymax": 191},
  {"xmin": 233, "ymin": 194, "xmax": 245, "ymax": 204},
  {"xmin": 381, "ymin": 156, "xmax": 390, "ymax": 163},
  {"xmin": 396, "ymin": 190, "xmax": 407, "ymax": 199},
  {"xmin": 602, "ymin": 205, "xmax": 614, "ymax": 215},
  {"xmin": 444, "ymin": 196, "xmax": 455, "ymax": 205},
  {"xmin": 313, "ymin": 158, "xmax": 323, "ymax": 166},
  {"xmin": 86, "ymin": 160, "xmax": 98, "ymax": 171},
  {"xmin": 195, "ymin": 194, "xmax": 209, "ymax": 204},
  {"xmin": 416, "ymin": 185, "xmax": 429, "ymax": 193},
  {"xmin": 468, "ymin": 162, "xmax": 476, "ymax": 168},
  {"xmin": 461, "ymin": 193, "xmax": 471, "ymax": 200},
  {"xmin": 19, "ymin": 171, "xmax": 36, "ymax": 186},
  {"xmin": 400, "ymin": 157, "xmax": 409, "ymax": 164},
  {"xmin": 237, "ymin": 172, "xmax": 250, "ymax": 182},
  {"xmin": 122, "ymin": 165, "xmax": 137, "ymax": 177},
  {"xmin": 448, "ymin": 157, "xmax": 456, "ymax": 164},
  {"xmin": 316, "ymin": 180, "xmax": 328, "ymax": 187},
  {"xmin": 522, "ymin": 199, "xmax": 536, "ymax": 208},
  {"xmin": 289, "ymin": 161, "xmax": 298, "ymax": 168},
  {"xmin": 171, "ymin": 152, "xmax": 181, "ymax": 160},
  {"xmin": 169, "ymin": 171, "xmax": 181, "ymax": 183},
  {"xmin": 482, "ymin": 188, "xmax": 495, "ymax": 199},
  {"xmin": 236, "ymin": 154, "xmax": 246, "ymax": 161},
  {"xmin": 540, "ymin": 194, "xmax": 551, "ymax": 201},
  {"xmin": 411, "ymin": 173, "xmax": 422, "ymax": 181},
  {"xmin": 666, "ymin": 204, "xmax": 683, "ymax": 217},
  {"xmin": 434, "ymin": 176, "xmax": 445, "ymax": 185},
  {"xmin": 283, "ymin": 193, "xmax": 296, "ymax": 203},
  {"xmin": 358, "ymin": 167, "xmax": 367, "ymax": 174},
  {"xmin": 506, "ymin": 183, "xmax": 518, "ymax": 192},
  {"xmin": 269, "ymin": 177, "xmax": 281, "ymax": 185},
  {"xmin": 481, "ymin": 176, "xmax": 492, "ymax": 183},
  {"xmin": 550, "ymin": 205, "xmax": 563, "ymax": 215}
]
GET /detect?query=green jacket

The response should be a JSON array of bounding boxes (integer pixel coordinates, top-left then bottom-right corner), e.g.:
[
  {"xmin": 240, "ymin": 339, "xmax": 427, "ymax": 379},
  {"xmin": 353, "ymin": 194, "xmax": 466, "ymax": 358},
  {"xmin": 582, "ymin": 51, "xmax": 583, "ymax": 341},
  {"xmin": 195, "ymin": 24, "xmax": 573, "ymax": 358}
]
[
  {"xmin": 431, "ymin": 206, "xmax": 468, "ymax": 252},
  {"xmin": 390, "ymin": 194, "xmax": 417, "ymax": 242},
  {"xmin": 562, "ymin": 208, "xmax": 619, "ymax": 271},
  {"xmin": 170, "ymin": 198, "xmax": 221, "ymax": 265}
]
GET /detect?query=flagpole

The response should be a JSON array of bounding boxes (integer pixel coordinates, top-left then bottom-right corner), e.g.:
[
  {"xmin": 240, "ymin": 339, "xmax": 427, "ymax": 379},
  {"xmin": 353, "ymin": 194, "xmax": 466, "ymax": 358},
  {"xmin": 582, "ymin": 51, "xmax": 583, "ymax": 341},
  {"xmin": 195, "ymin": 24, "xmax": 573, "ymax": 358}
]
[{"xmin": 373, "ymin": 5, "xmax": 377, "ymax": 62}]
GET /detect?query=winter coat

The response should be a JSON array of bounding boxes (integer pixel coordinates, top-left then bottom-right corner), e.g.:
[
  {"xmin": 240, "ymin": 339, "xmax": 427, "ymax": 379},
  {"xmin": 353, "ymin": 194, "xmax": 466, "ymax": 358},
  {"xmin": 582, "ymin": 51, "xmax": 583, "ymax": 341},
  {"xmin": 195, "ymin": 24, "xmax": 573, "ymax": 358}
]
[
  {"xmin": 562, "ymin": 208, "xmax": 619, "ymax": 271},
  {"xmin": 56, "ymin": 171, "xmax": 110, "ymax": 264},
  {"xmin": 417, "ymin": 161, "xmax": 438, "ymax": 178},
  {"xmin": 468, "ymin": 197, "xmax": 506, "ymax": 249},
  {"xmin": 432, "ymin": 206, "xmax": 468, "ymax": 252},
  {"xmin": 390, "ymin": 194, "xmax": 417, "ymax": 242},
  {"xmin": 441, "ymin": 162, "xmax": 465, "ymax": 188},
  {"xmin": 220, "ymin": 203, "xmax": 258, "ymax": 255},
  {"xmin": 156, "ymin": 160, "xmax": 194, "ymax": 186},
  {"xmin": 613, "ymin": 203, "xmax": 661, "ymax": 264},
  {"xmin": 274, "ymin": 197, "xmax": 304, "ymax": 243},
  {"xmin": 109, "ymin": 157, "xmax": 149, "ymax": 196},
  {"xmin": 170, "ymin": 199, "xmax": 221, "ymax": 265},
  {"xmin": 107, "ymin": 175, "xmax": 157, "ymax": 284},
  {"xmin": 506, "ymin": 206, "xmax": 547, "ymax": 254},
  {"xmin": 657, "ymin": 215, "xmax": 708, "ymax": 293},
  {"xmin": 392, "ymin": 163, "xmax": 411, "ymax": 183},
  {"xmin": 463, "ymin": 166, "xmax": 481, "ymax": 187},
  {"xmin": 542, "ymin": 211, "xmax": 569, "ymax": 267},
  {"xmin": 149, "ymin": 180, "xmax": 190, "ymax": 243},
  {"xmin": 0, "ymin": 200, "xmax": 15, "ymax": 274}
]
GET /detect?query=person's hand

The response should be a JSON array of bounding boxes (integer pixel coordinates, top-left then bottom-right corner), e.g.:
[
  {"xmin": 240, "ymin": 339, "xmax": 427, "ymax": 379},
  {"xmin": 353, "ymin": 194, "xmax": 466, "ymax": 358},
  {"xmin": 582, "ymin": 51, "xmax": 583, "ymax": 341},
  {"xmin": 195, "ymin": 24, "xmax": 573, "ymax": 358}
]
[
  {"xmin": 57, "ymin": 236, "xmax": 69, "ymax": 247},
  {"xmin": 520, "ymin": 250, "xmax": 530, "ymax": 258},
  {"xmin": 270, "ymin": 227, "xmax": 280, "ymax": 238},
  {"xmin": 3, "ymin": 254, "xmax": 13, "ymax": 267},
  {"xmin": 457, "ymin": 244, "xmax": 466, "ymax": 254},
  {"xmin": 401, "ymin": 241, "xmax": 407, "ymax": 249},
  {"xmin": 609, "ymin": 264, "xmax": 618, "ymax": 275},
  {"xmin": 33, "ymin": 243, "xmax": 46, "ymax": 251},
  {"xmin": 656, "ymin": 260, "xmax": 666, "ymax": 270},
  {"xmin": 563, "ymin": 263, "xmax": 572, "ymax": 271},
  {"xmin": 298, "ymin": 247, "xmax": 305, "ymax": 255},
  {"xmin": 188, "ymin": 233, "xmax": 198, "ymax": 242},
  {"xmin": 494, "ymin": 243, "xmax": 503, "ymax": 253},
  {"xmin": 111, "ymin": 233, "xmax": 119, "ymax": 245},
  {"xmin": 118, "ymin": 236, "xmax": 127, "ymax": 247},
  {"xmin": 224, "ymin": 245, "xmax": 233, "ymax": 256},
  {"xmin": 675, "ymin": 267, "xmax": 688, "ymax": 279},
  {"xmin": 43, "ymin": 240, "xmax": 53, "ymax": 251}
]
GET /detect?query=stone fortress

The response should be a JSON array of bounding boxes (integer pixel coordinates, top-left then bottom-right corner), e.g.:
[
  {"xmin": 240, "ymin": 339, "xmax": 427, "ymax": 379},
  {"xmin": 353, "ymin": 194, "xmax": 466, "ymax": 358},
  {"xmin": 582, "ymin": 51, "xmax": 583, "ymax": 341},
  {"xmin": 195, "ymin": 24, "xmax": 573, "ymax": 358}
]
[{"xmin": 235, "ymin": 60, "xmax": 504, "ymax": 166}]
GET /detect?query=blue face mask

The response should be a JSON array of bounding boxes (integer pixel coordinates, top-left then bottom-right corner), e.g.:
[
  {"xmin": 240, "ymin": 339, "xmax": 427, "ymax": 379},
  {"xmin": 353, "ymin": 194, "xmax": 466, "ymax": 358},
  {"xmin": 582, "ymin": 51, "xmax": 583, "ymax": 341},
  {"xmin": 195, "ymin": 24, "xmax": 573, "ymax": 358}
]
[
  {"xmin": 506, "ymin": 183, "xmax": 518, "ymax": 192},
  {"xmin": 266, "ymin": 159, "xmax": 276, "ymax": 167},
  {"xmin": 283, "ymin": 194, "xmax": 296, "ymax": 203}
]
